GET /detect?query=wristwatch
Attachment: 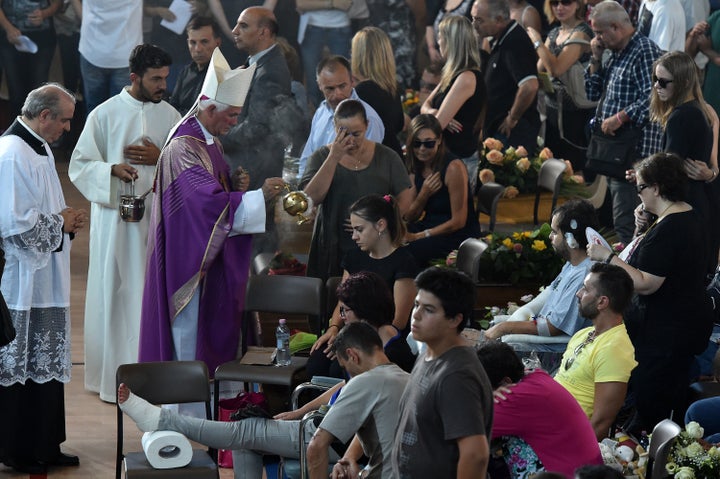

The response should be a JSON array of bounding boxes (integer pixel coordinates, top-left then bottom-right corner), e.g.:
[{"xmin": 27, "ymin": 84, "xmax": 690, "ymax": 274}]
[{"xmin": 533, "ymin": 40, "xmax": 542, "ymax": 50}]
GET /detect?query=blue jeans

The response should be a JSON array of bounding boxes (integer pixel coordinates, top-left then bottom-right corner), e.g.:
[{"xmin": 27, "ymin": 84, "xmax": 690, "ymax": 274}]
[
  {"xmin": 608, "ymin": 176, "xmax": 639, "ymax": 245},
  {"xmin": 301, "ymin": 24, "xmax": 351, "ymax": 107},
  {"xmin": 80, "ymin": 55, "xmax": 129, "ymax": 114}
]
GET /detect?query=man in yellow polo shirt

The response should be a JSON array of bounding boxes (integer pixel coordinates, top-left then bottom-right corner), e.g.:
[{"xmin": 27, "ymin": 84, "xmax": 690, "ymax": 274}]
[{"xmin": 555, "ymin": 263, "xmax": 637, "ymax": 440}]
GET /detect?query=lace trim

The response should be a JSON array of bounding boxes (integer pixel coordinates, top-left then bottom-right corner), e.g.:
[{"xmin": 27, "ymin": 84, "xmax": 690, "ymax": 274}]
[
  {"xmin": 1, "ymin": 212, "xmax": 64, "ymax": 273},
  {"xmin": 0, "ymin": 307, "xmax": 71, "ymax": 385}
]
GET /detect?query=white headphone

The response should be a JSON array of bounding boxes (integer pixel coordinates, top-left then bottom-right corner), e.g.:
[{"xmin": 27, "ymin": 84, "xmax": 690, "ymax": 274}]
[{"xmin": 565, "ymin": 219, "xmax": 579, "ymax": 249}]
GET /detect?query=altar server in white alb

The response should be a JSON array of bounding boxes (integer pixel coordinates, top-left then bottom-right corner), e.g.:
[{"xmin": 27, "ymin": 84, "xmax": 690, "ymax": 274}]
[
  {"xmin": 0, "ymin": 83, "xmax": 87, "ymax": 474},
  {"xmin": 69, "ymin": 44, "xmax": 181, "ymax": 403}
]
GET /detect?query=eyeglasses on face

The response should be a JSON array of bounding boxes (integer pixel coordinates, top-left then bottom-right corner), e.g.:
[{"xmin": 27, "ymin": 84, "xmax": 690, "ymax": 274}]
[
  {"xmin": 412, "ymin": 139, "xmax": 438, "ymax": 149},
  {"xmin": 339, "ymin": 305, "xmax": 352, "ymax": 317},
  {"xmin": 550, "ymin": 0, "xmax": 575, "ymax": 7},
  {"xmin": 652, "ymin": 75, "xmax": 673, "ymax": 89},
  {"xmin": 636, "ymin": 183, "xmax": 651, "ymax": 193}
]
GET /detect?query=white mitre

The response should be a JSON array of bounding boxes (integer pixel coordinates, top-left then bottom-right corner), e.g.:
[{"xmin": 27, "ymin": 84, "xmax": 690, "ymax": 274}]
[
  {"xmin": 199, "ymin": 48, "xmax": 256, "ymax": 107},
  {"xmin": 165, "ymin": 48, "xmax": 256, "ymax": 143}
]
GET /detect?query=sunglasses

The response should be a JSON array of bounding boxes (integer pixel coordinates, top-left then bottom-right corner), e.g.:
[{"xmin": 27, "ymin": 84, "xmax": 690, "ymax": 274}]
[
  {"xmin": 563, "ymin": 330, "xmax": 596, "ymax": 371},
  {"xmin": 550, "ymin": 0, "xmax": 575, "ymax": 6},
  {"xmin": 339, "ymin": 305, "xmax": 352, "ymax": 317},
  {"xmin": 652, "ymin": 75, "xmax": 674, "ymax": 89},
  {"xmin": 636, "ymin": 183, "xmax": 651, "ymax": 193},
  {"xmin": 413, "ymin": 139, "xmax": 438, "ymax": 149}
]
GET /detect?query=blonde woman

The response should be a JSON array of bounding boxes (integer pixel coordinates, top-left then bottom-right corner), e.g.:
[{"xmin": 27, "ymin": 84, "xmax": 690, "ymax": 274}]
[
  {"xmin": 351, "ymin": 27, "xmax": 405, "ymax": 157},
  {"xmin": 649, "ymin": 51, "xmax": 717, "ymax": 270},
  {"xmin": 421, "ymin": 15, "xmax": 485, "ymax": 165},
  {"xmin": 528, "ymin": 0, "xmax": 593, "ymax": 170}
]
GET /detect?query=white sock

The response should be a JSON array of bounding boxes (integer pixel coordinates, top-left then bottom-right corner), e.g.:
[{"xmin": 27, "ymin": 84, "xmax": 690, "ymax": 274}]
[{"xmin": 119, "ymin": 391, "xmax": 161, "ymax": 432}]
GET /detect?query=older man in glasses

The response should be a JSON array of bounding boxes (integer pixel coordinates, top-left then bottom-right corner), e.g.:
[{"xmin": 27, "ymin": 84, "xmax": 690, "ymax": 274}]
[
  {"xmin": 554, "ymin": 262, "xmax": 637, "ymax": 440},
  {"xmin": 585, "ymin": 1, "xmax": 663, "ymax": 245}
]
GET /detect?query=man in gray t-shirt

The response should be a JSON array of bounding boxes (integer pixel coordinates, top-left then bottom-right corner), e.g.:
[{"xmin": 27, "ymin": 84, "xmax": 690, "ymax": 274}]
[{"xmin": 307, "ymin": 322, "xmax": 409, "ymax": 479}]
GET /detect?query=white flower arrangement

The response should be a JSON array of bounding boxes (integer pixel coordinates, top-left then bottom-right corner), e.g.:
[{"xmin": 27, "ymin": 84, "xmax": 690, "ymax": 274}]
[{"xmin": 665, "ymin": 422, "xmax": 720, "ymax": 479}]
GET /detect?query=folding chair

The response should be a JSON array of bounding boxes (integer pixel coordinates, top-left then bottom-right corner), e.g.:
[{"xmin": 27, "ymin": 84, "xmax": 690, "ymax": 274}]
[
  {"xmin": 115, "ymin": 360, "xmax": 218, "ymax": 479},
  {"xmin": 213, "ymin": 275, "xmax": 324, "ymax": 421},
  {"xmin": 533, "ymin": 158, "xmax": 567, "ymax": 225}
]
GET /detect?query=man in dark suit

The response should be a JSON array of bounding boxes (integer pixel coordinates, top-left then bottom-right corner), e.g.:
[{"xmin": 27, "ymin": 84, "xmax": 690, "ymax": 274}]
[{"xmin": 222, "ymin": 6, "xmax": 298, "ymax": 253}]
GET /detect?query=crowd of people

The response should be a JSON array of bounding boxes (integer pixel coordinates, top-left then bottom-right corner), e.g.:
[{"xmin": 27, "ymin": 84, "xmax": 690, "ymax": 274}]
[{"xmin": 1, "ymin": 0, "xmax": 720, "ymax": 476}]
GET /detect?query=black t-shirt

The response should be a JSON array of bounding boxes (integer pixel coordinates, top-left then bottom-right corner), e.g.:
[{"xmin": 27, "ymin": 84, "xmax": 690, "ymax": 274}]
[
  {"xmin": 341, "ymin": 247, "xmax": 419, "ymax": 291},
  {"xmin": 355, "ymin": 80, "xmax": 405, "ymax": 158},
  {"xmin": 484, "ymin": 21, "xmax": 539, "ymax": 134}
]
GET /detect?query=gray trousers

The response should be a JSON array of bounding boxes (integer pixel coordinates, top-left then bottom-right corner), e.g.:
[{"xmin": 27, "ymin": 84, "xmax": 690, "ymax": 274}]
[{"xmin": 158, "ymin": 410, "xmax": 339, "ymax": 478}]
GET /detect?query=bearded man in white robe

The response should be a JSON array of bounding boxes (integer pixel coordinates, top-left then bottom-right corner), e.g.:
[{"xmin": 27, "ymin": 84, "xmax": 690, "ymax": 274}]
[
  {"xmin": 0, "ymin": 83, "xmax": 87, "ymax": 474},
  {"xmin": 69, "ymin": 44, "xmax": 181, "ymax": 402}
]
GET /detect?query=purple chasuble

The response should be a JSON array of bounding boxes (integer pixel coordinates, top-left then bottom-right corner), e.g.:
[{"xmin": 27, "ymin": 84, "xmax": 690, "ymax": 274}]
[{"xmin": 138, "ymin": 116, "xmax": 252, "ymax": 376}]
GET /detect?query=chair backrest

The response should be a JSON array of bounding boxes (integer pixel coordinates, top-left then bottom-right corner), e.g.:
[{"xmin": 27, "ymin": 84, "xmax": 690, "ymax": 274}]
[
  {"xmin": 115, "ymin": 361, "xmax": 212, "ymax": 479},
  {"xmin": 456, "ymin": 238, "xmax": 488, "ymax": 284},
  {"xmin": 581, "ymin": 174, "xmax": 608, "ymax": 209},
  {"xmin": 648, "ymin": 419, "xmax": 682, "ymax": 458},
  {"xmin": 252, "ymin": 252, "xmax": 274, "ymax": 275},
  {"xmin": 537, "ymin": 158, "xmax": 567, "ymax": 192},
  {"xmin": 243, "ymin": 275, "xmax": 325, "ymax": 349},
  {"xmin": 534, "ymin": 158, "xmax": 567, "ymax": 224},
  {"xmin": 476, "ymin": 182, "xmax": 505, "ymax": 232}
]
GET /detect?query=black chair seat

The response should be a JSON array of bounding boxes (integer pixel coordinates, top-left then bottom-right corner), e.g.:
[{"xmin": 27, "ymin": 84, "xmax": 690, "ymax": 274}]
[
  {"xmin": 124, "ymin": 450, "xmax": 217, "ymax": 478},
  {"xmin": 214, "ymin": 357, "xmax": 309, "ymax": 387}
]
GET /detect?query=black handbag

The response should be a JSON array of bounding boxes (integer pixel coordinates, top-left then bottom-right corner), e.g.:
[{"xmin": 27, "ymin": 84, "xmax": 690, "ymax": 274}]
[
  {"xmin": 0, "ymin": 248, "xmax": 16, "ymax": 347},
  {"xmin": 586, "ymin": 125, "xmax": 641, "ymax": 179}
]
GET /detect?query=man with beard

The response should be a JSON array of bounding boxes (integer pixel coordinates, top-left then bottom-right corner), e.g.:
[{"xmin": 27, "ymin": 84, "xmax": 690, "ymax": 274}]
[
  {"xmin": 69, "ymin": 44, "xmax": 181, "ymax": 403},
  {"xmin": 554, "ymin": 263, "xmax": 637, "ymax": 440},
  {"xmin": 485, "ymin": 200, "xmax": 599, "ymax": 356}
]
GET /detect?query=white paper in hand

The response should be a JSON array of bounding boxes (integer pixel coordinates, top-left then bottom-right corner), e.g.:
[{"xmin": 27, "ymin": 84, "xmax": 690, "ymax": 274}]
[
  {"xmin": 160, "ymin": 0, "xmax": 192, "ymax": 35},
  {"xmin": 585, "ymin": 227, "xmax": 611, "ymax": 251},
  {"xmin": 15, "ymin": 36, "xmax": 38, "ymax": 54}
]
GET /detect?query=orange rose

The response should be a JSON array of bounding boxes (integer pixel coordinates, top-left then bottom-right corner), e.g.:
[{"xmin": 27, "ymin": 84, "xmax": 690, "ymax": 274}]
[
  {"xmin": 478, "ymin": 168, "xmax": 496, "ymax": 184},
  {"xmin": 503, "ymin": 186, "xmax": 519, "ymax": 198},
  {"xmin": 539, "ymin": 147, "xmax": 554, "ymax": 160},
  {"xmin": 515, "ymin": 146, "xmax": 529, "ymax": 157},
  {"xmin": 516, "ymin": 157, "xmax": 531, "ymax": 173},
  {"xmin": 486, "ymin": 149, "xmax": 504, "ymax": 165},
  {"xmin": 483, "ymin": 137, "xmax": 504, "ymax": 151}
]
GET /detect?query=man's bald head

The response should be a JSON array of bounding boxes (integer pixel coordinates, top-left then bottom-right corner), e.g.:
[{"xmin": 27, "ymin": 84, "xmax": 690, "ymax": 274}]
[{"xmin": 232, "ymin": 7, "xmax": 278, "ymax": 55}]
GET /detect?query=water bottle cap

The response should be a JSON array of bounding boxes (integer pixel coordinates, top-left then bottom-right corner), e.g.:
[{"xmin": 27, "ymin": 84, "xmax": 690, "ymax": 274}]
[{"xmin": 279, "ymin": 318, "xmax": 287, "ymax": 324}]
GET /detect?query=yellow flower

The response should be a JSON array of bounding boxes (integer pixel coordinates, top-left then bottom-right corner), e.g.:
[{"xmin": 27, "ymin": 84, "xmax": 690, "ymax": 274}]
[
  {"xmin": 539, "ymin": 147, "xmax": 554, "ymax": 160},
  {"xmin": 523, "ymin": 231, "xmax": 532, "ymax": 238},
  {"xmin": 516, "ymin": 157, "xmax": 531, "ymax": 173},
  {"xmin": 531, "ymin": 240, "xmax": 547, "ymax": 251},
  {"xmin": 502, "ymin": 238, "xmax": 513, "ymax": 249},
  {"xmin": 483, "ymin": 137, "xmax": 504, "ymax": 151},
  {"xmin": 503, "ymin": 186, "xmax": 519, "ymax": 198},
  {"xmin": 486, "ymin": 149, "xmax": 504, "ymax": 165},
  {"xmin": 478, "ymin": 168, "xmax": 496, "ymax": 184},
  {"xmin": 515, "ymin": 146, "xmax": 529, "ymax": 157},
  {"xmin": 512, "ymin": 232, "xmax": 524, "ymax": 240}
]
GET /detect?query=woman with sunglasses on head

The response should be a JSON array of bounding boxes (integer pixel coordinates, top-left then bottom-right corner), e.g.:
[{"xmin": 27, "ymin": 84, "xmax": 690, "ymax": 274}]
[
  {"xmin": 528, "ymin": 0, "xmax": 594, "ymax": 172},
  {"xmin": 421, "ymin": 15, "xmax": 486, "ymax": 187},
  {"xmin": 649, "ymin": 50, "xmax": 719, "ymax": 271},
  {"xmin": 587, "ymin": 153, "xmax": 714, "ymax": 437},
  {"xmin": 403, "ymin": 114, "xmax": 480, "ymax": 267},
  {"xmin": 309, "ymin": 195, "xmax": 418, "ymax": 377}
]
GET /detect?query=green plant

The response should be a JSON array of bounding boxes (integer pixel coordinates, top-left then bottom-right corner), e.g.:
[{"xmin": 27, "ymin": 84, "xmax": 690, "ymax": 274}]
[{"xmin": 477, "ymin": 224, "xmax": 564, "ymax": 285}]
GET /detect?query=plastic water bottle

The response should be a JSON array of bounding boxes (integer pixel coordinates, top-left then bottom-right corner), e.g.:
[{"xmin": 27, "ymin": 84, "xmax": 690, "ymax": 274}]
[{"xmin": 275, "ymin": 319, "xmax": 291, "ymax": 366}]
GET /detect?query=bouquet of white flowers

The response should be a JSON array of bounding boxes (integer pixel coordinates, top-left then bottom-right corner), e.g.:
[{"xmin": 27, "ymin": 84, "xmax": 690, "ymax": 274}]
[{"xmin": 665, "ymin": 421, "xmax": 720, "ymax": 479}]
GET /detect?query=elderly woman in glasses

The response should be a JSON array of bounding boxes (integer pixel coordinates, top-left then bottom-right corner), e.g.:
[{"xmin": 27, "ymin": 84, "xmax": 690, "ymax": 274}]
[
  {"xmin": 648, "ymin": 50, "xmax": 719, "ymax": 271},
  {"xmin": 402, "ymin": 114, "xmax": 479, "ymax": 267},
  {"xmin": 528, "ymin": 0, "xmax": 594, "ymax": 172},
  {"xmin": 587, "ymin": 153, "xmax": 714, "ymax": 437}
]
